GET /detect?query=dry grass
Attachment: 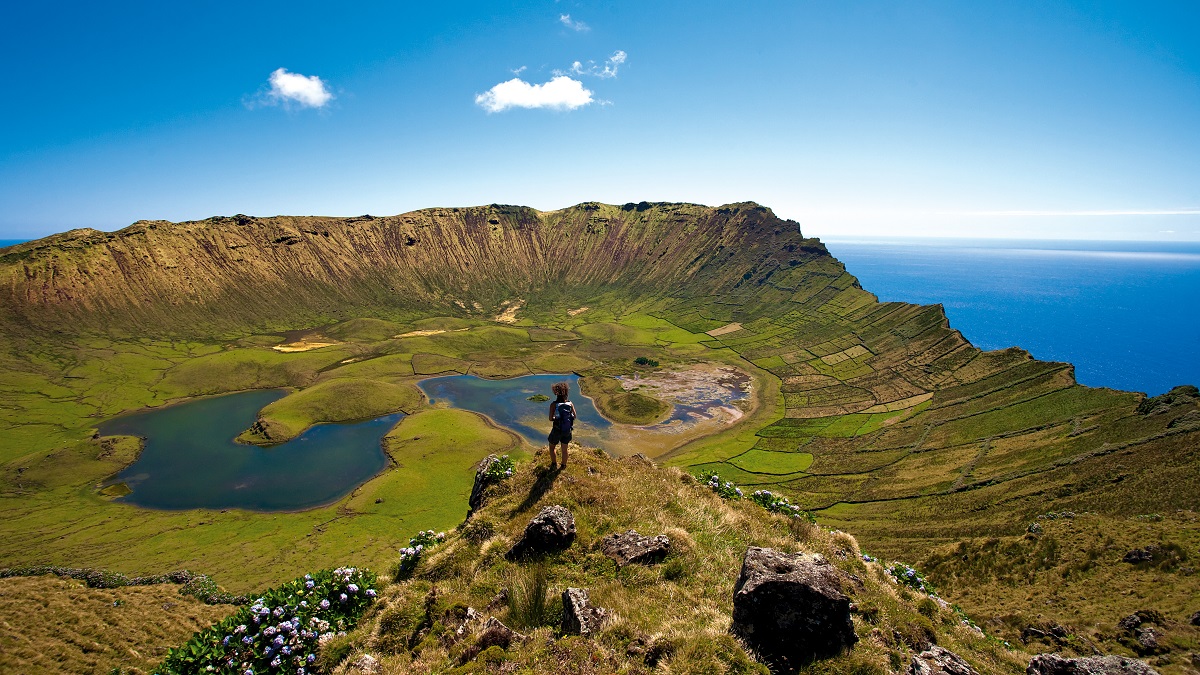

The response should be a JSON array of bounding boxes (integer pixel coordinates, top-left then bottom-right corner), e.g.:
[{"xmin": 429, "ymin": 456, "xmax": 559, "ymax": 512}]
[
  {"xmin": 318, "ymin": 450, "xmax": 1031, "ymax": 674},
  {"xmin": 0, "ymin": 575, "xmax": 233, "ymax": 675}
]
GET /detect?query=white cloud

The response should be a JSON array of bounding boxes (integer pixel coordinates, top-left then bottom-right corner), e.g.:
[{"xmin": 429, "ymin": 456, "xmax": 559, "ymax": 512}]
[
  {"xmin": 559, "ymin": 14, "xmax": 589, "ymax": 31},
  {"xmin": 565, "ymin": 50, "xmax": 627, "ymax": 79},
  {"xmin": 265, "ymin": 68, "xmax": 333, "ymax": 108},
  {"xmin": 475, "ymin": 76, "xmax": 594, "ymax": 113}
]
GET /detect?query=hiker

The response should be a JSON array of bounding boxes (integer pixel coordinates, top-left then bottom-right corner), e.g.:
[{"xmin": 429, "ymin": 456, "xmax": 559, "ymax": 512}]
[{"xmin": 547, "ymin": 381, "xmax": 576, "ymax": 469}]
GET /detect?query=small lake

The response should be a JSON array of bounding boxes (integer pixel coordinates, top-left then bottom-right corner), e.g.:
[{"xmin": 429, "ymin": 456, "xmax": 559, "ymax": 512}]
[
  {"xmin": 419, "ymin": 374, "xmax": 612, "ymax": 447},
  {"xmin": 418, "ymin": 371, "xmax": 750, "ymax": 452},
  {"xmin": 101, "ymin": 389, "xmax": 402, "ymax": 511}
]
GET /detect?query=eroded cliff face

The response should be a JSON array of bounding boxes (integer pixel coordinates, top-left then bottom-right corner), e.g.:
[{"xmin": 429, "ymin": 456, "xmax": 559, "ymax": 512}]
[{"xmin": 0, "ymin": 202, "xmax": 816, "ymax": 335}]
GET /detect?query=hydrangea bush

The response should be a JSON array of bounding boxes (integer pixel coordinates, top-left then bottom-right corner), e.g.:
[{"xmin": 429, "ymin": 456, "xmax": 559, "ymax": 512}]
[
  {"xmin": 156, "ymin": 567, "xmax": 377, "ymax": 675},
  {"xmin": 698, "ymin": 471, "xmax": 743, "ymax": 500},
  {"xmin": 480, "ymin": 455, "xmax": 515, "ymax": 483},
  {"xmin": 395, "ymin": 529, "xmax": 446, "ymax": 579},
  {"xmin": 887, "ymin": 562, "xmax": 936, "ymax": 595},
  {"xmin": 749, "ymin": 489, "xmax": 816, "ymax": 522}
]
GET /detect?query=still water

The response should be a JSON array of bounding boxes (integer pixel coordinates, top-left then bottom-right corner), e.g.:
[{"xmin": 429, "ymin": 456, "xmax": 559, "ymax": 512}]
[
  {"xmin": 102, "ymin": 389, "xmax": 402, "ymax": 511},
  {"xmin": 418, "ymin": 373, "xmax": 611, "ymax": 446}
]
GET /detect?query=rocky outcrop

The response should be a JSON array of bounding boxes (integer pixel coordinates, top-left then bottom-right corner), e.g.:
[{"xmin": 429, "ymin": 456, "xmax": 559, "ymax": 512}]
[
  {"xmin": 1189, "ymin": 610, "xmax": 1200, "ymax": 626},
  {"xmin": 1026, "ymin": 654, "xmax": 1159, "ymax": 675},
  {"xmin": 600, "ymin": 530, "xmax": 670, "ymax": 566},
  {"xmin": 467, "ymin": 455, "xmax": 501, "ymax": 518},
  {"xmin": 562, "ymin": 587, "xmax": 610, "ymax": 637},
  {"xmin": 730, "ymin": 547, "xmax": 856, "ymax": 668},
  {"xmin": 1122, "ymin": 547, "xmax": 1160, "ymax": 564},
  {"xmin": 908, "ymin": 646, "xmax": 979, "ymax": 675},
  {"xmin": 505, "ymin": 506, "xmax": 576, "ymax": 560}
]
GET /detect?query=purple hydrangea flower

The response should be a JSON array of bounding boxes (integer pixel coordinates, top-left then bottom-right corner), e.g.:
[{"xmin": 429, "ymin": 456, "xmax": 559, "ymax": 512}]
[
  {"xmin": 305, "ymin": 580, "xmax": 314, "ymax": 589},
  {"xmin": 320, "ymin": 599, "xmax": 330, "ymax": 609},
  {"xmin": 339, "ymin": 593, "xmax": 348, "ymax": 602},
  {"xmin": 347, "ymin": 583, "xmax": 358, "ymax": 593}
]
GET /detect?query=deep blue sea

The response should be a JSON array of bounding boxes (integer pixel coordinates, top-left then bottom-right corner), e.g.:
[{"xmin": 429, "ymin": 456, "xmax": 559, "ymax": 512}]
[{"xmin": 822, "ymin": 238, "xmax": 1200, "ymax": 396}]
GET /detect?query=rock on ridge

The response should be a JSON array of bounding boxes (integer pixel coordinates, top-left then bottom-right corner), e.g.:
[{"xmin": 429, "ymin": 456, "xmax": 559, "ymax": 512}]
[
  {"xmin": 600, "ymin": 530, "xmax": 670, "ymax": 566},
  {"xmin": 1026, "ymin": 654, "xmax": 1159, "ymax": 675},
  {"xmin": 562, "ymin": 587, "xmax": 610, "ymax": 637},
  {"xmin": 505, "ymin": 505, "xmax": 576, "ymax": 560},
  {"xmin": 731, "ymin": 546, "xmax": 856, "ymax": 668},
  {"xmin": 908, "ymin": 646, "xmax": 980, "ymax": 675}
]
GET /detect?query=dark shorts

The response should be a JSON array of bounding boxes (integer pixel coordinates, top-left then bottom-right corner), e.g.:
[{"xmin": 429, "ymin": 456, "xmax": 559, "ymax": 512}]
[{"xmin": 548, "ymin": 427, "xmax": 572, "ymax": 445}]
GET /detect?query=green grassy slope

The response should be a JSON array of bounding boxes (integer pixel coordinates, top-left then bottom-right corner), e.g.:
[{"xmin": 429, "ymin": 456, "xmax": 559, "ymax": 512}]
[{"xmin": 0, "ymin": 201, "xmax": 1197, "ymax": 667}]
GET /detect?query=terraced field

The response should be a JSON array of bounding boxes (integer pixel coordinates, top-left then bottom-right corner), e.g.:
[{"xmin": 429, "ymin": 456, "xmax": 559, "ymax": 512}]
[{"xmin": 0, "ymin": 201, "xmax": 1197, "ymax": 662}]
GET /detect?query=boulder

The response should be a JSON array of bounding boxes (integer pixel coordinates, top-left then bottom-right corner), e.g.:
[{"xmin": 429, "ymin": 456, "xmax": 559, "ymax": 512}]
[
  {"xmin": 1190, "ymin": 610, "xmax": 1200, "ymax": 626},
  {"xmin": 600, "ymin": 530, "xmax": 670, "ymax": 566},
  {"xmin": 1026, "ymin": 654, "xmax": 1159, "ymax": 675},
  {"xmin": 908, "ymin": 646, "xmax": 980, "ymax": 675},
  {"xmin": 562, "ymin": 587, "xmax": 610, "ymax": 637},
  {"xmin": 505, "ymin": 505, "xmax": 576, "ymax": 560},
  {"xmin": 467, "ymin": 455, "xmax": 501, "ymax": 518},
  {"xmin": 730, "ymin": 547, "xmax": 856, "ymax": 668}
]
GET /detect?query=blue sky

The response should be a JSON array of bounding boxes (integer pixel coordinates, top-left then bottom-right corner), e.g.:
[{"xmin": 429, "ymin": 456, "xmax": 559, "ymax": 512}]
[{"xmin": 2, "ymin": 1, "xmax": 1198, "ymax": 241}]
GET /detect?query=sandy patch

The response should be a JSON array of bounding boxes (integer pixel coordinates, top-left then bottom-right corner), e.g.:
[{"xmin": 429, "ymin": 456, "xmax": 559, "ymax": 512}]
[
  {"xmin": 395, "ymin": 329, "xmax": 446, "ymax": 338},
  {"xmin": 495, "ymin": 299, "xmax": 524, "ymax": 324},
  {"xmin": 567, "ymin": 307, "xmax": 589, "ymax": 316},
  {"xmin": 706, "ymin": 322, "xmax": 742, "ymax": 337},
  {"xmin": 272, "ymin": 340, "xmax": 340, "ymax": 353}
]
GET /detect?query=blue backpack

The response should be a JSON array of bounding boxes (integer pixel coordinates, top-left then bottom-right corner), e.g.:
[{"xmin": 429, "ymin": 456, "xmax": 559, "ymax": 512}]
[{"xmin": 554, "ymin": 401, "xmax": 576, "ymax": 432}]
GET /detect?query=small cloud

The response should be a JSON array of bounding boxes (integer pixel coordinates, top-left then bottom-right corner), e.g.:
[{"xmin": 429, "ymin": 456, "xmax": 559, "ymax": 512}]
[
  {"xmin": 564, "ymin": 50, "xmax": 627, "ymax": 79},
  {"xmin": 559, "ymin": 14, "xmax": 589, "ymax": 31},
  {"xmin": 264, "ymin": 68, "xmax": 333, "ymax": 108},
  {"xmin": 475, "ymin": 75, "xmax": 594, "ymax": 113},
  {"xmin": 511, "ymin": 65, "xmax": 527, "ymax": 75}
]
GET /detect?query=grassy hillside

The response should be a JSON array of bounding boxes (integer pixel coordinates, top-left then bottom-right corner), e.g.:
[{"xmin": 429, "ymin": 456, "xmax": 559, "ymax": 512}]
[{"xmin": 0, "ymin": 201, "xmax": 1197, "ymax": 671}]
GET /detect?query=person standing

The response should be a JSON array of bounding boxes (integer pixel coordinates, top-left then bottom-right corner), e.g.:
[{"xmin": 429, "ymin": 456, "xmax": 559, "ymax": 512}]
[{"xmin": 547, "ymin": 381, "xmax": 576, "ymax": 469}]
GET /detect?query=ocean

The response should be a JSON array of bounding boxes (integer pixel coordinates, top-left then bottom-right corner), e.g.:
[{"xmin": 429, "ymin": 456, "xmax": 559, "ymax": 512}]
[{"xmin": 822, "ymin": 238, "xmax": 1200, "ymax": 396}]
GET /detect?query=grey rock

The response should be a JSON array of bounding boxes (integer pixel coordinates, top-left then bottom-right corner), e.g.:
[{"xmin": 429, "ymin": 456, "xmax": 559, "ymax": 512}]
[
  {"xmin": 731, "ymin": 546, "xmax": 856, "ymax": 668},
  {"xmin": 1135, "ymin": 626, "xmax": 1162, "ymax": 655},
  {"xmin": 562, "ymin": 587, "xmax": 610, "ymax": 637},
  {"xmin": 1190, "ymin": 611, "xmax": 1200, "ymax": 626},
  {"xmin": 1123, "ymin": 547, "xmax": 1159, "ymax": 564},
  {"xmin": 467, "ymin": 455, "xmax": 501, "ymax": 518},
  {"xmin": 1026, "ymin": 654, "xmax": 1160, "ymax": 675},
  {"xmin": 600, "ymin": 530, "xmax": 670, "ymax": 566},
  {"xmin": 1118, "ymin": 614, "xmax": 1143, "ymax": 632},
  {"xmin": 505, "ymin": 505, "xmax": 576, "ymax": 560},
  {"xmin": 908, "ymin": 646, "xmax": 980, "ymax": 675},
  {"xmin": 348, "ymin": 654, "xmax": 381, "ymax": 675}
]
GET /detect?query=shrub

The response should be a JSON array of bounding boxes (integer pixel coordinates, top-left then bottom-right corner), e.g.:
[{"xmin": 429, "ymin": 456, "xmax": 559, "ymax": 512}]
[
  {"xmin": 395, "ymin": 529, "xmax": 447, "ymax": 580},
  {"xmin": 698, "ymin": 471, "xmax": 742, "ymax": 499},
  {"xmin": 749, "ymin": 489, "xmax": 815, "ymax": 521},
  {"xmin": 480, "ymin": 455, "xmax": 515, "ymax": 483},
  {"xmin": 633, "ymin": 356, "xmax": 660, "ymax": 367},
  {"xmin": 156, "ymin": 566, "xmax": 377, "ymax": 675},
  {"xmin": 887, "ymin": 562, "xmax": 936, "ymax": 595}
]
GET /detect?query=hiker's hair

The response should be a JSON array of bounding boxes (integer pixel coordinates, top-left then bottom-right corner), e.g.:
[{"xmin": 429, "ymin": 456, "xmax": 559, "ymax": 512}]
[{"xmin": 552, "ymin": 382, "xmax": 569, "ymax": 398}]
